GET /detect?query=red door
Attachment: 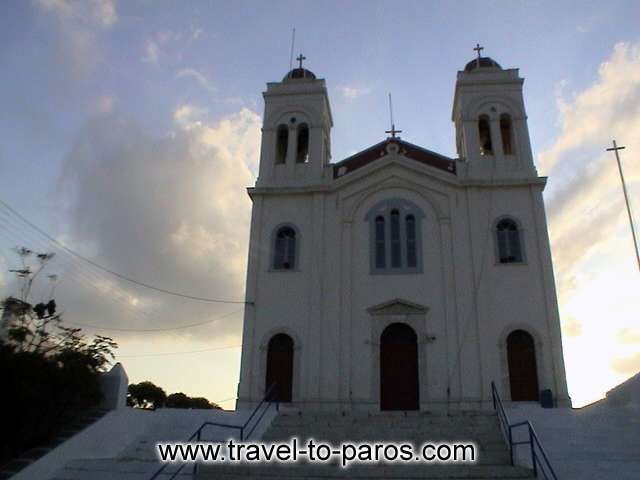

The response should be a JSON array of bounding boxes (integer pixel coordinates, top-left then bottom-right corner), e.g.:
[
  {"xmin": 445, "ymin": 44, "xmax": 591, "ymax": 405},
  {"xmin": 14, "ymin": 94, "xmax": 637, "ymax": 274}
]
[
  {"xmin": 380, "ymin": 323, "xmax": 420, "ymax": 410},
  {"xmin": 507, "ymin": 330, "xmax": 539, "ymax": 401},
  {"xmin": 266, "ymin": 334, "xmax": 294, "ymax": 402}
]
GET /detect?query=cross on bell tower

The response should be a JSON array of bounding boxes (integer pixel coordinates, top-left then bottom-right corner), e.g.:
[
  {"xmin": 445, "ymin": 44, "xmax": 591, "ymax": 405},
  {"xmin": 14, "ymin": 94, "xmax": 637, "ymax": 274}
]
[
  {"xmin": 473, "ymin": 43, "xmax": 484, "ymax": 59},
  {"xmin": 296, "ymin": 53, "xmax": 306, "ymax": 69},
  {"xmin": 473, "ymin": 43, "xmax": 484, "ymax": 68}
]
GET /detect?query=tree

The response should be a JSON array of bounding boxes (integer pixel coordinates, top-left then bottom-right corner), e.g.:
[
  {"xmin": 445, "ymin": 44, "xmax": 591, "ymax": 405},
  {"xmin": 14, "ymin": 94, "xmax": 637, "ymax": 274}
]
[
  {"xmin": 133, "ymin": 386, "xmax": 222, "ymax": 410},
  {"xmin": 1, "ymin": 247, "xmax": 118, "ymax": 465},
  {"xmin": 188, "ymin": 397, "xmax": 220, "ymax": 410},
  {"xmin": 165, "ymin": 392, "xmax": 191, "ymax": 408},
  {"xmin": 127, "ymin": 381, "xmax": 167, "ymax": 409}
]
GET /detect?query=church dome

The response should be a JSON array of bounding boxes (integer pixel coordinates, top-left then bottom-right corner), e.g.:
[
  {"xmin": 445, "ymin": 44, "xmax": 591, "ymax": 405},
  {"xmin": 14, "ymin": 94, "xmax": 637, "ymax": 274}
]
[
  {"xmin": 283, "ymin": 68, "xmax": 316, "ymax": 81},
  {"xmin": 464, "ymin": 57, "xmax": 502, "ymax": 72}
]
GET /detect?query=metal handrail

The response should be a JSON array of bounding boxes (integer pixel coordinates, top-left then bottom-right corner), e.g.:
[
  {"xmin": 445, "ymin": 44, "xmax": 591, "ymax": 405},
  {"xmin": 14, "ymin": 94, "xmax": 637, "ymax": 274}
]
[
  {"xmin": 491, "ymin": 381, "xmax": 558, "ymax": 480},
  {"xmin": 149, "ymin": 384, "xmax": 279, "ymax": 479}
]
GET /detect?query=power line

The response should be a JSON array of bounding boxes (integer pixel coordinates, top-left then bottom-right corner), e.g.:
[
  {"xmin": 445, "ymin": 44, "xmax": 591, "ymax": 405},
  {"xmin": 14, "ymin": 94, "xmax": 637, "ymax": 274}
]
[
  {"xmin": 0, "ymin": 200, "xmax": 250, "ymax": 304},
  {"xmin": 0, "ymin": 217, "xmax": 243, "ymax": 333},
  {"xmin": 116, "ymin": 344, "xmax": 241, "ymax": 358},
  {"xmin": 64, "ymin": 307, "xmax": 243, "ymax": 333},
  {"xmin": 0, "ymin": 214, "xmax": 165, "ymax": 324}
]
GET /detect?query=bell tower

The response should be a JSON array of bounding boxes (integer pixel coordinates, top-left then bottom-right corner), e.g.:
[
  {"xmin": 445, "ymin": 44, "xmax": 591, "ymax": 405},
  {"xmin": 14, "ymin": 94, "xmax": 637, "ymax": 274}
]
[
  {"xmin": 256, "ymin": 55, "xmax": 333, "ymax": 187},
  {"xmin": 452, "ymin": 46, "xmax": 537, "ymax": 179}
]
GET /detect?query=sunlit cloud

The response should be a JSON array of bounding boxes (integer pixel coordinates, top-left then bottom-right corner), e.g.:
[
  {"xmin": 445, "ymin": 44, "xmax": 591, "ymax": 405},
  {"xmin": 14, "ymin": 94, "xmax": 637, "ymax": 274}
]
[
  {"xmin": 612, "ymin": 352, "xmax": 640, "ymax": 375},
  {"xmin": 562, "ymin": 316, "xmax": 583, "ymax": 338},
  {"xmin": 539, "ymin": 41, "xmax": 640, "ymax": 406},
  {"xmin": 339, "ymin": 86, "xmax": 372, "ymax": 100},
  {"xmin": 617, "ymin": 328, "xmax": 640, "ymax": 344},
  {"xmin": 173, "ymin": 103, "xmax": 208, "ymax": 129},
  {"xmin": 59, "ymin": 104, "xmax": 261, "ymax": 340}
]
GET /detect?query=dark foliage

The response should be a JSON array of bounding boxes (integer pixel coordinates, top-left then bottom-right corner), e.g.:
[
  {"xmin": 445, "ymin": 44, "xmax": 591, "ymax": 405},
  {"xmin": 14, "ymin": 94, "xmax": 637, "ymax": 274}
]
[
  {"xmin": 128, "ymin": 383, "xmax": 221, "ymax": 410},
  {"xmin": 127, "ymin": 381, "xmax": 167, "ymax": 410},
  {"xmin": 0, "ymin": 248, "xmax": 117, "ymax": 466}
]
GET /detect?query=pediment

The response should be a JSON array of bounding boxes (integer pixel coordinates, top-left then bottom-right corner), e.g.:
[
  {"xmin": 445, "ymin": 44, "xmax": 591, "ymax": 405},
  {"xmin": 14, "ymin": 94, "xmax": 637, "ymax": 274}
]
[
  {"xmin": 333, "ymin": 138, "xmax": 456, "ymax": 180},
  {"xmin": 367, "ymin": 299, "xmax": 429, "ymax": 316}
]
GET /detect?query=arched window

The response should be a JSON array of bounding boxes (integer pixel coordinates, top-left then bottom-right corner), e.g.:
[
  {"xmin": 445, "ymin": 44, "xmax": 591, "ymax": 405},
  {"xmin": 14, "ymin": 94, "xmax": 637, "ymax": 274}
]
[
  {"xmin": 296, "ymin": 123, "xmax": 309, "ymax": 163},
  {"xmin": 375, "ymin": 216, "xmax": 386, "ymax": 269},
  {"xmin": 496, "ymin": 218, "xmax": 523, "ymax": 263},
  {"xmin": 478, "ymin": 115, "xmax": 493, "ymax": 155},
  {"xmin": 275, "ymin": 125, "xmax": 288, "ymax": 164},
  {"xmin": 500, "ymin": 114, "xmax": 513, "ymax": 155},
  {"xmin": 406, "ymin": 214, "xmax": 417, "ymax": 268},
  {"xmin": 366, "ymin": 199, "xmax": 424, "ymax": 273},
  {"xmin": 390, "ymin": 209, "xmax": 401, "ymax": 268},
  {"xmin": 273, "ymin": 226, "xmax": 297, "ymax": 270}
]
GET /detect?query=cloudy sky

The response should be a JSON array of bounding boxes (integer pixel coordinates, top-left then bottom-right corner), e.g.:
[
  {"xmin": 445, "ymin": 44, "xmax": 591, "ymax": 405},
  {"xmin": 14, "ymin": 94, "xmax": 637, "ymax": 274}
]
[{"xmin": 1, "ymin": 0, "xmax": 639, "ymax": 408}]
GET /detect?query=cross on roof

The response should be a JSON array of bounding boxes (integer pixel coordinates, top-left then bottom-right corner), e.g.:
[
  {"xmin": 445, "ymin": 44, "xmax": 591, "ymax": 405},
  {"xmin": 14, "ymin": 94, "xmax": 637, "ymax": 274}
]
[
  {"xmin": 473, "ymin": 43, "xmax": 484, "ymax": 59},
  {"xmin": 385, "ymin": 124, "xmax": 402, "ymax": 138},
  {"xmin": 296, "ymin": 53, "xmax": 306, "ymax": 69},
  {"xmin": 606, "ymin": 140, "xmax": 626, "ymax": 152}
]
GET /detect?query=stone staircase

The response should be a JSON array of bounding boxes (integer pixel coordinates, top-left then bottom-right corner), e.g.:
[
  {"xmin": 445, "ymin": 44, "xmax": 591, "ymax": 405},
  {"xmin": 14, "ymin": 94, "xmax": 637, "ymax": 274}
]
[
  {"xmin": 198, "ymin": 411, "xmax": 533, "ymax": 479},
  {"xmin": 0, "ymin": 408, "xmax": 110, "ymax": 480}
]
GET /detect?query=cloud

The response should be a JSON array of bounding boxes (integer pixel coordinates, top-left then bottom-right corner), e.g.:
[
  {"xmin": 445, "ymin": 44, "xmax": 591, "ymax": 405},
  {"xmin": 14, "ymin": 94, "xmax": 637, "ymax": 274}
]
[
  {"xmin": 538, "ymin": 42, "xmax": 640, "ymax": 174},
  {"xmin": 562, "ymin": 316, "xmax": 583, "ymax": 338},
  {"xmin": 142, "ymin": 31, "xmax": 181, "ymax": 65},
  {"xmin": 540, "ymin": 42, "xmax": 640, "ymax": 294},
  {"xmin": 95, "ymin": 95, "xmax": 114, "ymax": 114},
  {"xmin": 142, "ymin": 41, "xmax": 159, "ymax": 64},
  {"xmin": 339, "ymin": 86, "xmax": 372, "ymax": 100},
  {"xmin": 611, "ymin": 352, "xmax": 640, "ymax": 375},
  {"xmin": 617, "ymin": 328, "xmax": 640, "ymax": 344},
  {"xmin": 538, "ymin": 42, "xmax": 640, "ymax": 404},
  {"xmin": 36, "ymin": 0, "xmax": 117, "ymax": 78},
  {"xmin": 173, "ymin": 103, "xmax": 208, "ymax": 129},
  {"xmin": 175, "ymin": 68, "xmax": 215, "ymax": 93},
  {"xmin": 190, "ymin": 27, "xmax": 204, "ymax": 42},
  {"xmin": 58, "ymin": 106, "xmax": 262, "ymax": 340},
  {"xmin": 37, "ymin": 0, "xmax": 117, "ymax": 27}
]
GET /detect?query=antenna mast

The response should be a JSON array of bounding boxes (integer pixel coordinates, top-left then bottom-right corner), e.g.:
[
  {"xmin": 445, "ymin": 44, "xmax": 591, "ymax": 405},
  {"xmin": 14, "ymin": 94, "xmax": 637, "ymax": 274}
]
[{"xmin": 288, "ymin": 28, "xmax": 296, "ymax": 74}]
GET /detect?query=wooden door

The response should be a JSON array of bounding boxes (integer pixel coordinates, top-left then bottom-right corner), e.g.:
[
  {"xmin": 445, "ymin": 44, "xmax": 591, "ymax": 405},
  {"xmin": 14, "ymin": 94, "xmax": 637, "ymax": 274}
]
[
  {"xmin": 507, "ymin": 330, "xmax": 539, "ymax": 401},
  {"xmin": 380, "ymin": 323, "xmax": 419, "ymax": 410},
  {"xmin": 265, "ymin": 333, "xmax": 294, "ymax": 402}
]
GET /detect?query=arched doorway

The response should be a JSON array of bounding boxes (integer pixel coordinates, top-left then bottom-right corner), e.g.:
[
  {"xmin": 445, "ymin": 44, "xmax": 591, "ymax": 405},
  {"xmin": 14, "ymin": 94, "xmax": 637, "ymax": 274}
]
[
  {"xmin": 380, "ymin": 323, "xmax": 419, "ymax": 410},
  {"xmin": 265, "ymin": 333, "xmax": 294, "ymax": 402},
  {"xmin": 507, "ymin": 330, "xmax": 539, "ymax": 401}
]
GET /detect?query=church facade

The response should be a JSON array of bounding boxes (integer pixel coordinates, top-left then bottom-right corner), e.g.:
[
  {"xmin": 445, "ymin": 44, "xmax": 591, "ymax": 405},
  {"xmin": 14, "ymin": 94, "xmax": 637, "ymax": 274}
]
[{"xmin": 236, "ymin": 53, "xmax": 571, "ymax": 412}]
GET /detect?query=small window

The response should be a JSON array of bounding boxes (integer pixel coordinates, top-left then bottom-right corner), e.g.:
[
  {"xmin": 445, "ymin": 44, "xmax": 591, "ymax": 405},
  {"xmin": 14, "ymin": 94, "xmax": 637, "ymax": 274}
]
[
  {"xmin": 500, "ymin": 114, "xmax": 513, "ymax": 155},
  {"xmin": 273, "ymin": 226, "xmax": 297, "ymax": 270},
  {"xmin": 496, "ymin": 219, "xmax": 523, "ymax": 263},
  {"xmin": 478, "ymin": 115, "xmax": 493, "ymax": 155},
  {"xmin": 275, "ymin": 125, "xmax": 288, "ymax": 164},
  {"xmin": 296, "ymin": 123, "xmax": 309, "ymax": 163},
  {"xmin": 406, "ymin": 215, "xmax": 417, "ymax": 268},
  {"xmin": 375, "ymin": 216, "xmax": 386, "ymax": 269}
]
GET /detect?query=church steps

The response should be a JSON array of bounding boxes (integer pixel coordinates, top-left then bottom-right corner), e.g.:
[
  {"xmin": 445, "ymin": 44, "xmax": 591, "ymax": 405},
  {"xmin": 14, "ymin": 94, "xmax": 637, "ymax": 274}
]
[
  {"xmin": 198, "ymin": 464, "xmax": 532, "ymax": 479},
  {"xmin": 197, "ymin": 412, "xmax": 532, "ymax": 479}
]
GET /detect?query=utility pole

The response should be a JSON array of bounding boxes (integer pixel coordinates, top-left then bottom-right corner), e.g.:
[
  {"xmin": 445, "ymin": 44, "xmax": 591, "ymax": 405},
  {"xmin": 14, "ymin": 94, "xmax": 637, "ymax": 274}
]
[{"xmin": 606, "ymin": 140, "xmax": 640, "ymax": 272}]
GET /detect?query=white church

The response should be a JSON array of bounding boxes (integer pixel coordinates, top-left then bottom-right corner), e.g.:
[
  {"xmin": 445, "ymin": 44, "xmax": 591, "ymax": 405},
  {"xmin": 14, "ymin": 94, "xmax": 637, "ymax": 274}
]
[
  {"xmin": 10, "ymin": 50, "xmax": 640, "ymax": 480},
  {"xmin": 236, "ymin": 51, "xmax": 571, "ymax": 412}
]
